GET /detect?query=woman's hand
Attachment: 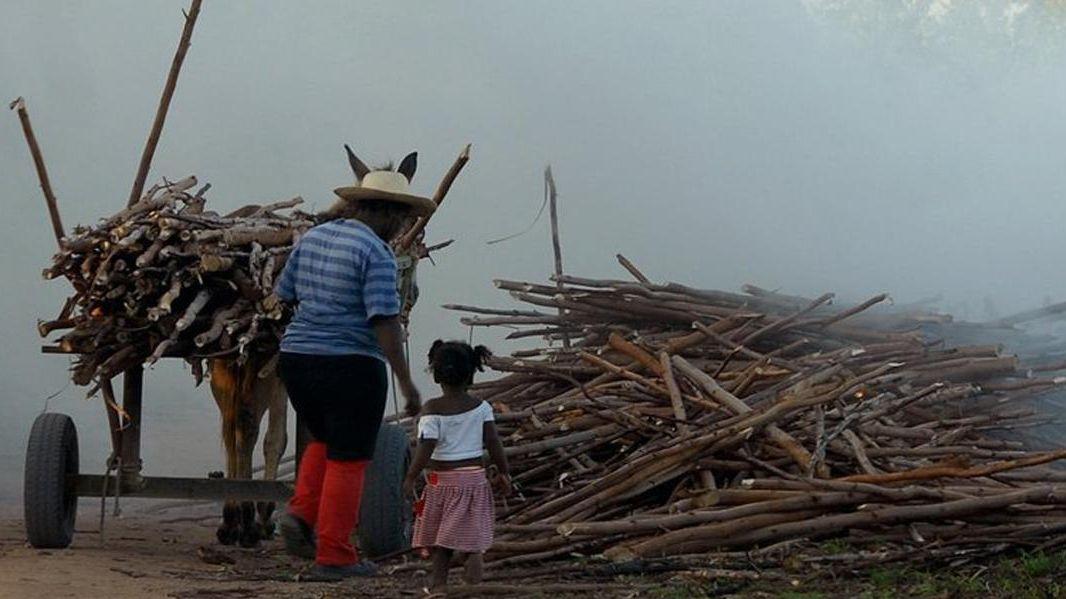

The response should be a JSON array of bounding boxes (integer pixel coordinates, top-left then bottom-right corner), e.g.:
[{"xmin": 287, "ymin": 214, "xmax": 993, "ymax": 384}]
[{"xmin": 400, "ymin": 378, "xmax": 422, "ymax": 416}]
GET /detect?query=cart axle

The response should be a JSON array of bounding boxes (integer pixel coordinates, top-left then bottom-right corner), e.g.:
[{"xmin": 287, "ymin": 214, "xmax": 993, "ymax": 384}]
[{"xmin": 72, "ymin": 474, "xmax": 293, "ymax": 502}]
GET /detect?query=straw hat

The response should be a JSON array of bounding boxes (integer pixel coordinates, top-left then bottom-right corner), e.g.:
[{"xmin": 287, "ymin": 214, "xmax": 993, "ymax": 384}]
[{"xmin": 332, "ymin": 145, "xmax": 436, "ymax": 216}]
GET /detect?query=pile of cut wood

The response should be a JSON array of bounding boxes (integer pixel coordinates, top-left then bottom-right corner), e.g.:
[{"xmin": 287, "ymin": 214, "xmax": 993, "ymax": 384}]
[
  {"xmin": 40, "ymin": 176, "xmax": 313, "ymax": 386},
  {"xmin": 442, "ymin": 262, "xmax": 1066, "ymax": 567}
]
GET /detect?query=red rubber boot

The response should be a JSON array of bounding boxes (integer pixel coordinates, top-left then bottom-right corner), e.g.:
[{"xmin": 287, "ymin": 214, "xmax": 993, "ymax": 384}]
[
  {"xmin": 279, "ymin": 441, "xmax": 326, "ymax": 560},
  {"xmin": 315, "ymin": 459, "xmax": 369, "ymax": 567},
  {"xmin": 288, "ymin": 441, "xmax": 327, "ymax": 526}
]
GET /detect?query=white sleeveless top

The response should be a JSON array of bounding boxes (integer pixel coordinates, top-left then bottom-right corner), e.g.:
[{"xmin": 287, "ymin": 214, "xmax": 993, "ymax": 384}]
[{"xmin": 417, "ymin": 401, "xmax": 495, "ymax": 461}]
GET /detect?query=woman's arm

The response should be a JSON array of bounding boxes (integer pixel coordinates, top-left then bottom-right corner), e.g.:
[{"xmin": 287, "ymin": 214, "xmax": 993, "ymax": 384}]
[{"xmin": 372, "ymin": 317, "xmax": 421, "ymax": 416}]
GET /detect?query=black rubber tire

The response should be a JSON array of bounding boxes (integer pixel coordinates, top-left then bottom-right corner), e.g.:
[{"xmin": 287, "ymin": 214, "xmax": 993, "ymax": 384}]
[
  {"xmin": 24, "ymin": 412, "xmax": 79, "ymax": 549},
  {"xmin": 358, "ymin": 423, "xmax": 412, "ymax": 558}
]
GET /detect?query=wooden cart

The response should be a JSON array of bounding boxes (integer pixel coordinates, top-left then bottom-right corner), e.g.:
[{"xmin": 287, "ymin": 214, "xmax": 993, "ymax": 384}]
[{"xmin": 23, "ymin": 359, "xmax": 413, "ymax": 556}]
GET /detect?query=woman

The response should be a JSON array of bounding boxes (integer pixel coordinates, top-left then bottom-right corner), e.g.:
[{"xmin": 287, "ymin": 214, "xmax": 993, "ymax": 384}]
[{"xmin": 274, "ymin": 148, "xmax": 432, "ymax": 581}]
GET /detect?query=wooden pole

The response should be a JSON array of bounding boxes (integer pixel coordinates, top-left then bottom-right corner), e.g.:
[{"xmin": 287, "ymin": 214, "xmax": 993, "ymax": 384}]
[
  {"xmin": 545, "ymin": 165, "xmax": 570, "ymax": 348},
  {"xmin": 9, "ymin": 97, "xmax": 65, "ymax": 246},
  {"xmin": 127, "ymin": 0, "xmax": 203, "ymax": 207},
  {"xmin": 119, "ymin": 366, "xmax": 145, "ymax": 485},
  {"xmin": 395, "ymin": 143, "xmax": 471, "ymax": 251}
]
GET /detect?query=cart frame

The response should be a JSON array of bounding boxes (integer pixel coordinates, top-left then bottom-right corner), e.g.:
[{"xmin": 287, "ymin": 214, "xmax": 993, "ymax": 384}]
[{"xmin": 25, "ymin": 352, "xmax": 413, "ymax": 554}]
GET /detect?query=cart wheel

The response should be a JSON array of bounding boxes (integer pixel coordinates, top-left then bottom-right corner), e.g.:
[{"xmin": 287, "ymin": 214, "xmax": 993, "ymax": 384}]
[
  {"xmin": 358, "ymin": 423, "xmax": 412, "ymax": 558},
  {"xmin": 24, "ymin": 412, "xmax": 79, "ymax": 549}
]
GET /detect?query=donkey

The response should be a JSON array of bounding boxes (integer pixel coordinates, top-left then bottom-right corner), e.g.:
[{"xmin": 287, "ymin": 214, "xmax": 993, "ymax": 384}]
[
  {"xmin": 208, "ymin": 344, "xmax": 288, "ymax": 547},
  {"xmin": 199, "ymin": 200, "xmax": 291, "ymax": 547}
]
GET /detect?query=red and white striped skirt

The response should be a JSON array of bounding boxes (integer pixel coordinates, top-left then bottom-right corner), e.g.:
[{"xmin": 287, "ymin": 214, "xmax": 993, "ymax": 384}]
[{"xmin": 412, "ymin": 468, "xmax": 495, "ymax": 553}]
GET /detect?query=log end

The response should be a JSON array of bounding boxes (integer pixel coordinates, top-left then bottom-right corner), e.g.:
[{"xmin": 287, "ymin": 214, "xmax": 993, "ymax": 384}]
[{"xmin": 602, "ymin": 545, "xmax": 637, "ymax": 563}]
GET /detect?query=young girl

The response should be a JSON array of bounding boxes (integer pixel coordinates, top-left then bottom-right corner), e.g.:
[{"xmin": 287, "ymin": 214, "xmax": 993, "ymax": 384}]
[{"xmin": 404, "ymin": 340, "xmax": 510, "ymax": 593}]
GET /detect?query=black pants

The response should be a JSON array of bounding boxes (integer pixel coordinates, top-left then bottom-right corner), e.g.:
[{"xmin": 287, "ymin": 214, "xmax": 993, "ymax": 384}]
[{"xmin": 278, "ymin": 353, "xmax": 388, "ymax": 461}]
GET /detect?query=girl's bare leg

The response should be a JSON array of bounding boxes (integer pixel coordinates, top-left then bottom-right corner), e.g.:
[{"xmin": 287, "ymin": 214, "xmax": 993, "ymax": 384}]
[
  {"xmin": 430, "ymin": 547, "xmax": 453, "ymax": 592},
  {"xmin": 462, "ymin": 552, "xmax": 483, "ymax": 584}
]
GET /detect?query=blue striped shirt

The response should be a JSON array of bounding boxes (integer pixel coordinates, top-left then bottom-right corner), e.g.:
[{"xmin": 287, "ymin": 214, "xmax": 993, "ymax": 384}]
[{"xmin": 275, "ymin": 219, "xmax": 400, "ymax": 360}]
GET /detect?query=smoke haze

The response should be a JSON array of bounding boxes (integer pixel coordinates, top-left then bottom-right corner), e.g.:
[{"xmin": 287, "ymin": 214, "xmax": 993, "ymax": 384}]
[{"xmin": 2, "ymin": 1, "xmax": 1065, "ymax": 508}]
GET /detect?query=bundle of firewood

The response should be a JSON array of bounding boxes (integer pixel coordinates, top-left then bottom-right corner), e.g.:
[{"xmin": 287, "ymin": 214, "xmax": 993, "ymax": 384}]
[
  {"xmin": 40, "ymin": 176, "xmax": 314, "ymax": 386},
  {"xmin": 437, "ymin": 264, "xmax": 1066, "ymax": 567}
]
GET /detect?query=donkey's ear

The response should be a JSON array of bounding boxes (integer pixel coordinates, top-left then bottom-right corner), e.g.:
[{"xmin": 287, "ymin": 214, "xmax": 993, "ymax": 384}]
[
  {"xmin": 344, "ymin": 144, "xmax": 371, "ymax": 182},
  {"xmin": 397, "ymin": 151, "xmax": 418, "ymax": 183}
]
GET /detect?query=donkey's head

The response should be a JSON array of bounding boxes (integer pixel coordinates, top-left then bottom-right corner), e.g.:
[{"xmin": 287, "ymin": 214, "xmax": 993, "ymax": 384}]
[{"xmin": 330, "ymin": 145, "xmax": 434, "ymax": 239}]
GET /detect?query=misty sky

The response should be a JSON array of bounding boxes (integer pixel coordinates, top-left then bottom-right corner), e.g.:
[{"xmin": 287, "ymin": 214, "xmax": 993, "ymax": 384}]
[{"xmin": 3, "ymin": 1, "xmax": 1066, "ymax": 507}]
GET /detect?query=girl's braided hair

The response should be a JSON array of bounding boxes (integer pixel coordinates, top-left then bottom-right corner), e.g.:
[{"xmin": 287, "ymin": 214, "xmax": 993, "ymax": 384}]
[{"xmin": 428, "ymin": 340, "xmax": 492, "ymax": 387}]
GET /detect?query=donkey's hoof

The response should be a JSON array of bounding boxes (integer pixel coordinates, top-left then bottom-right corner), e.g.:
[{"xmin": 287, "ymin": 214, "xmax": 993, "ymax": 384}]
[
  {"xmin": 238, "ymin": 528, "xmax": 262, "ymax": 549},
  {"xmin": 216, "ymin": 526, "xmax": 240, "ymax": 546},
  {"xmin": 258, "ymin": 520, "xmax": 277, "ymax": 540}
]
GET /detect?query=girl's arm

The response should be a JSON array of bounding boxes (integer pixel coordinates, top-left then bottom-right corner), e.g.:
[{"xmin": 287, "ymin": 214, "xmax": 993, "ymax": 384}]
[
  {"xmin": 403, "ymin": 438, "xmax": 436, "ymax": 497},
  {"xmin": 483, "ymin": 421, "xmax": 511, "ymax": 495}
]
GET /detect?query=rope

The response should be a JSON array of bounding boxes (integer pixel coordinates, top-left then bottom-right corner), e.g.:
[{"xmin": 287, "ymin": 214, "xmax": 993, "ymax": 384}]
[
  {"xmin": 41, "ymin": 376, "xmax": 70, "ymax": 414},
  {"xmin": 486, "ymin": 186, "xmax": 549, "ymax": 245},
  {"xmin": 98, "ymin": 456, "xmax": 122, "ymax": 541}
]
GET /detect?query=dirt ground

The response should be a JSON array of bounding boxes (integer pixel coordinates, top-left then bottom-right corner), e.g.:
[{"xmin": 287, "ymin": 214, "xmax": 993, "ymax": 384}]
[
  {"xmin": 3, "ymin": 501, "xmax": 1064, "ymax": 598},
  {"xmin": 0, "ymin": 501, "xmax": 438, "ymax": 599},
  {"xmin": 0, "ymin": 501, "xmax": 683, "ymax": 599}
]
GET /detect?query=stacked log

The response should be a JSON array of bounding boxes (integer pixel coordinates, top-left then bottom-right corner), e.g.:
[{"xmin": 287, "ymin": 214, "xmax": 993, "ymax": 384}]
[
  {"xmin": 440, "ymin": 269, "xmax": 1066, "ymax": 565},
  {"xmin": 40, "ymin": 176, "xmax": 314, "ymax": 386}
]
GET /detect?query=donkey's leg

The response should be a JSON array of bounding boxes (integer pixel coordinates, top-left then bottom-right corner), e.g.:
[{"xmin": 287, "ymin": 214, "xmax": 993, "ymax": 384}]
[
  {"xmin": 218, "ymin": 501, "xmax": 241, "ymax": 545},
  {"xmin": 257, "ymin": 375, "xmax": 288, "ymax": 539},
  {"xmin": 219, "ymin": 438, "xmax": 243, "ymax": 545},
  {"xmin": 236, "ymin": 403, "xmax": 264, "ymax": 548},
  {"xmin": 211, "ymin": 363, "xmax": 242, "ymax": 546}
]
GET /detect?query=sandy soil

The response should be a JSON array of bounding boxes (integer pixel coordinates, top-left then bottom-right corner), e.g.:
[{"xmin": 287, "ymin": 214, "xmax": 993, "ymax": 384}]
[{"xmin": 0, "ymin": 501, "xmax": 432, "ymax": 599}]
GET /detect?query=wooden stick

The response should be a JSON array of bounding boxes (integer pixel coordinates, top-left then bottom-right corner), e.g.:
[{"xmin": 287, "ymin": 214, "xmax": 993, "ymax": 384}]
[
  {"xmin": 659, "ymin": 351, "xmax": 688, "ymax": 427},
  {"xmin": 127, "ymin": 0, "xmax": 204, "ymax": 207},
  {"xmin": 545, "ymin": 165, "xmax": 570, "ymax": 349},
  {"xmin": 839, "ymin": 448, "xmax": 1066, "ymax": 484},
  {"xmin": 9, "ymin": 97, "xmax": 64, "ymax": 245},
  {"xmin": 671, "ymin": 356, "xmax": 826, "ymax": 477},
  {"xmin": 738, "ymin": 292, "xmax": 835, "ymax": 345},
  {"xmin": 816, "ymin": 293, "xmax": 889, "ymax": 328},
  {"xmin": 730, "ymin": 488, "xmax": 1065, "ymax": 549},
  {"xmin": 616, "ymin": 254, "xmax": 651, "ymax": 284},
  {"xmin": 395, "ymin": 143, "xmax": 471, "ymax": 250}
]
